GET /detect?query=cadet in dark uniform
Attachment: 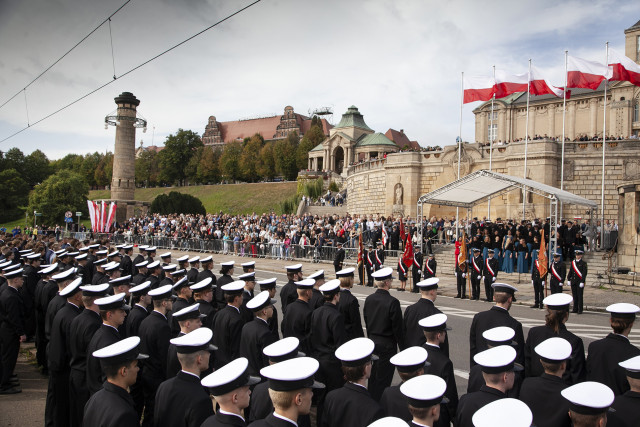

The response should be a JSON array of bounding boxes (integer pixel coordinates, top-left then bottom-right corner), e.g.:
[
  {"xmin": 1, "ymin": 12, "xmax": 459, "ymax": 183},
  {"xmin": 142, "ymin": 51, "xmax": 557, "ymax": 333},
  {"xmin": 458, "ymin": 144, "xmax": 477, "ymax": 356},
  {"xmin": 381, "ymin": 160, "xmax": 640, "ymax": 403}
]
[
  {"xmin": 196, "ymin": 256, "xmax": 216, "ymax": 286},
  {"xmin": 249, "ymin": 356, "xmax": 324, "ymax": 427},
  {"xmin": 145, "ymin": 246, "xmax": 157, "ymax": 265},
  {"xmin": 75, "ymin": 253, "xmax": 90, "ymax": 285},
  {"xmin": 519, "ymin": 337, "xmax": 572, "ymax": 427},
  {"xmin": 524, "ymin": 293, "xmax": 586, "ymax": 384},
  {"xmin": 309, "ymin": 279, "xmax": 347, "ymax": 427},
  {"xmin": 455, "ymin": 259, "xmax": 468, "ymax": 299},
  {"xmin": 482, "ymin": 249, "xmax": 499, "ymax": 302},
  {"xmin": 469, "ymin": 283, "xmax": 524, "ymax": 368},
  {"xmin": 176, "ymin": 254, "xmax": 190, "ymax": 274},
  {"xmin": 336, "ymin": 267, "xmax": 364, "ymax": 340},
  {"xmin": 380, "ymin": 346, "xmax": 428, "ymax": 422},
  {"xmin": 322, "ymin": 337, "xmax": 384, "ymax": 427},
  {"xmin": 23, "ymin": 252, "xmax": 42, "ymax": 340},
  {"xmin": 608, "ymin": 355, "xmax": 640, "ymax": 427},
  {"xmin": 567, "ymin": 249, "xmax": 587, "ymax": 314},
  {"xmin": 240, "ymin": 291, "xmax": 277, "ymax": 376},
  {"xmin": 239, "ymin": 272, "xmax": 256, "ymax": 325},
  {"xmin": 166, "ymin": 304, "xmax": 207, "ymax": 378},
  {"xmin": 455, "ymin": 345, "xmax": 521, "ymax": 427},
  {"xmin": 46, "ymin": 268, "xmax": 78, "ymax": 349},
  {"xmin": 201, "ymin": 358, "xmax": 261, "ymax": 427},
  {"xmin": 169, "ymin": 277, "xmax": 192, "ymax": 337},
  {"xmin": 281, "ymin": 279, "xmax": 313, "ymax": 354},
  {"xmin": 307, "ymin": 270, "xmax": 325, "ymax": 311},
  {"xmin": 125, "ymin": 281, "xmax": 151, "ymax": 420},
  {"xmin": 146, "ymin": 261, "xmax": 162, "ymax": 289},
  {"xmin": 86, "ymin": 293, "xmax": 128, "ymax": 396},
  {"xmin": 411, "ymin": 248, "xmax": 423, "ymax": 293},
  {"xmin": 397, "ymin": 255, "xmax": 410, "ymax": 292},
  {"xmin": 399, "ymin": 374, "xmax": 450, "ymax": 427},
  {"xmin": 257, "ymin": 278, "xmax": 280, "ymax": 341},
  {"xmin": 531, "ymin": 254, "xmax": 547, "ymax": 308},
  {"xmin": 420, "ymin": 313, "xmax": 458, "ymax": 427},
  {"xmin": 212, "ymin": 281, "xmax": 245, "ymax": 369},
  {"xmin": 0, "ymin": 268, "xmax": 26, "ymax": 394},
  {"xmin": 159, "ymin": 264, "xmax": 177, "ymax": 288},
  {"xmin": 560, "ymin": 381, "xmax": 614, "ymax": 427},
  {"xmin": 549, "ymin": 251, "xmax": 566, "ymax": 294},
  {"xmin": 333, "ymin": 242, "xmax": 345, "ymax": 273},
  {"xmin": 280, "ymin": 264, "xmax": 302, "ymax": 315},
  {"xmin": 68, "ymin": 283, "xmax": 110, "ymax": 427},
  {"xmin": 91, "ymin": 258, "xmax": 108, "ymax": 286},
  {"xmin": 215, "ymin": 261, "xmax": 235, "ymax": 310},
  {"xmin": 154, "ymin": 328, "xmax": 216, "ymax": 427},
  {"xmin": 471, "ymin": 398, "xmax": 533, "ymax": 427},
  {"xmin": 132, "ymin": 245, "xmax": 148, "ymax": 276},
  {"xmin": 470, "ymin": 248, "xmax": 483, "ymax": 300},
  {"xmin": 187, "ymin": 256, "xmax": 200, "ymax": 284},
  {"xmin": 191, "ymin": 278, "xmax": 216, "ymax": 330},
  {"xmin": 138, "ymin": 284, "xmax": 173, "ymax": 427},
  {"xmin": 374, "ymin": 241, "xmax": 385, "ymax": 271},
  {"xmin": 83, "ymin": 336, "xmax": 148, "ymax": 427},
  {"xmin": 403, "ymin": 278, "xmax": 448, "ymax": 353},
  {"xmin": 132, "ymin": 261, "xmax": 148, "ymax": 285},
  {"xmin": 241, "ymin": 261, "xmax": 255, "ymax": 274},
  {"xmin": 423, "ymin": 252, "xmax": 437, "ymax": 280},
  {"xmin": 364, "ymin": 267, "xmax": 404, "ymax": 401},
  {"xmin": 120, "ymin": 245, "xmax": 134, "ymax": 278},
  {"xmin": 587, "ymin": 303, "xmax": 640, "ymax": 395},
  {"xmin": 34, "ymin": 264, "xmax": 58, "ymax": 374},
  {"xmin": 364, "ymin": 244, "xmax": 375, "ymax": 287},
  {"xmin": 159, "ymin": 252, "xmax": 172, "ymax": 281}
]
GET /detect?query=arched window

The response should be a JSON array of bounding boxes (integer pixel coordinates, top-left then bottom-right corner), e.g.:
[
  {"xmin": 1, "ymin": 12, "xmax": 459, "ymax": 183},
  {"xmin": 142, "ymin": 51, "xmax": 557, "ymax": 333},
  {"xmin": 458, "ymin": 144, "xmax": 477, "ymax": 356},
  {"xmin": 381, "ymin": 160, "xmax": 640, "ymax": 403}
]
[{"xmin": 634, "ymin": 97, "xmax": 640, "ymax": 123}]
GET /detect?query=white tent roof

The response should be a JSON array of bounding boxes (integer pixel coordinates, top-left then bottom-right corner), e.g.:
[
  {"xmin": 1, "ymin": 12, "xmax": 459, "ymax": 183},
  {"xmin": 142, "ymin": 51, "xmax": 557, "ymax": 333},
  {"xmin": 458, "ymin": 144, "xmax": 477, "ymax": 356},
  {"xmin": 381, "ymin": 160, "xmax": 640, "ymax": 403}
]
[{"xmin": 418, "ymin": 170, "xmax": 597, "ymax": 209}]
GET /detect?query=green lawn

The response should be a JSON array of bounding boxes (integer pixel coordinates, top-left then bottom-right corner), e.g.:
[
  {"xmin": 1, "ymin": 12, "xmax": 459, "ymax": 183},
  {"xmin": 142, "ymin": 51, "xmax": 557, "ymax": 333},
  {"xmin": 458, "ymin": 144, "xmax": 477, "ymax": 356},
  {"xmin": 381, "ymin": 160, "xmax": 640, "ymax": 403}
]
[{"xmin": 88, "ymin": 182, "xmax": 298, "ymax": 215}]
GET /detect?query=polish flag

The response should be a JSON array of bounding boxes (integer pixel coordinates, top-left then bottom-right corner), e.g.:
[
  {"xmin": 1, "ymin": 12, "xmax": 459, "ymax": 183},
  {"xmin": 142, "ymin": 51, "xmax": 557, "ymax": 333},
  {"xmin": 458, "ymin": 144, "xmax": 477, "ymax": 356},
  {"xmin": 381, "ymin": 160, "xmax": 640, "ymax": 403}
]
[
  {"xmin": 529, "ymin": 65, "xmax": 567, "ymax": 98},
  {"xmin": 567, "ymin": 55, "xmax": 613, "ymax": 90},
  {"xmin": 608, "ymin": 48, "xmax": 640, "ymax": 87},
  {"xmin": 463, "ymin": 75, "xmax": 495, "ymax": 104},
  {"xmin": 494, "ymin": 70, "xmax": 528, "ymax": 99}
]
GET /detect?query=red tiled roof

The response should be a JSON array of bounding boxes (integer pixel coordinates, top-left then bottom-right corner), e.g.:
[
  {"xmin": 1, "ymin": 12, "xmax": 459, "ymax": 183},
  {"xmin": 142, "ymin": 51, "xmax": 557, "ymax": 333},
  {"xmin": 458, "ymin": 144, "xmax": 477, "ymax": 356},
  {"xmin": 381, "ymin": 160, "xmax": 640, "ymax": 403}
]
[
  {"xmin": 299, "ymin": 116, "xmax": 333, "ymax": 135},
  {"xmin": 409, "ymin": 140, "xmax": 421, "ymax": 150},
  {"xmin": 385, "ymin": 128, "xmax": 416, "ymax": 148},
  {"xmin": 219, "ymin": 116, "xmax": 283, "ymax": 142}
]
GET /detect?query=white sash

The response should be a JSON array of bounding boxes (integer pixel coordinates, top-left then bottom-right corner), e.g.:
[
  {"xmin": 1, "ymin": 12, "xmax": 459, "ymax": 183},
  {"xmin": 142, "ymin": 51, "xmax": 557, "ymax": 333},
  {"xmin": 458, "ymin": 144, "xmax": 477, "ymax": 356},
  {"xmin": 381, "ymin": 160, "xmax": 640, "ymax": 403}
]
[
  {"xmin": 472, "ymin": 257, "xmax": 481, "ymax": 273},
  {"xmin": 571, "ymin": 260, "xmax": 583, "ymax": 279},
  {"xmin": 426, "ymin": 261, "xmax": 435, "ymax": 275},
  {"xmin": 485, "ymin": 259, "xmax": 495, "ymax": 277},
  {"xmin": 375, "ymin": 251, "xmax": 382, "ymax": 265},
  {"xmin": 398, "ymin": 260, "xmax": 406, "ymax": 275},
  {"xmin": 413, "ymin": 254, "xmax": 421, "ymax": 268},
  {"xmin": 367, "ymin": 253, "xmax": 373, "ymax": 267},
  {"xmin": 551, "ymin": 262, "xmax": 562, "ymax": 281}
]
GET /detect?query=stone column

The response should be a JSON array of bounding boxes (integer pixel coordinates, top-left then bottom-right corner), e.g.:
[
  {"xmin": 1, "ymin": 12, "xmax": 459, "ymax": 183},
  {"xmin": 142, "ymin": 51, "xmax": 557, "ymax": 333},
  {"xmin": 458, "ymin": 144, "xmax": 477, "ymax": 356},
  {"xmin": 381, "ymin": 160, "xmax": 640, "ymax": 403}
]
[
  {"xmin": 568, "ymin": 102, "xmax": 576, "ymax": 140},
  {"xmin": 529, "ymin": 106, "xmax": 536, "ymax": 138},
  {"xmin": 480, "ymin": 112, "xmax": 488, "ymax": 142},
  {"xmin": 498, "ymin": 110, "xmax": 506, "ymax": 142},
  {"xmin": 590, "ymin": 98, "xmax": 598, "ymax": 137},
  {"xmin": 548, "ymin": 104, "xmax": 556, "ymax": 138}
]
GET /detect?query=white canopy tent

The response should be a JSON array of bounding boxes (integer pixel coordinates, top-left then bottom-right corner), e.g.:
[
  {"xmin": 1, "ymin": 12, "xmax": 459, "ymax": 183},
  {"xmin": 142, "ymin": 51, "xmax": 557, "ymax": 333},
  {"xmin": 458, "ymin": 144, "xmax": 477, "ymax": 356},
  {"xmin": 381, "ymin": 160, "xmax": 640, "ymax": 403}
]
[{"xmin": 417, "ymin": 170, "xmax": 598, "ymax": 260}]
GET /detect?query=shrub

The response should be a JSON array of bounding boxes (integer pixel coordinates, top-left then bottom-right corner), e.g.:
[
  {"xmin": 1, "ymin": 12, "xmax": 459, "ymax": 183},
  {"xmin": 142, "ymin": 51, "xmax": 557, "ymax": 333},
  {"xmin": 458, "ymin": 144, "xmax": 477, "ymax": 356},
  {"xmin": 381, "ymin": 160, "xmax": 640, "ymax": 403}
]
[{"xmin": 150, "ymin": 191, "xmax": 206, "ymax": 215}]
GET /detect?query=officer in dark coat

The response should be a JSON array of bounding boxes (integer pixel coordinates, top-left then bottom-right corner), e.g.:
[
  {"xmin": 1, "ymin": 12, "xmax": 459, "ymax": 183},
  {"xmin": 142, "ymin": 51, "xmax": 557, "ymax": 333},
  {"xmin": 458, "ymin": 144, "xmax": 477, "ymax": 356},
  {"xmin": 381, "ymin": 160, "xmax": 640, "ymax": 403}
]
[
  {"xmin": 374, "ymin": 241, "xmax": 385, "ymax": 271},
  {"xmin": 469, "ymin": 248, "xmax": 483, "ymax": 300},
  {"xmin": 548, "ymin": 251, "xmax": 566, "ymax": 294},
  {"xmin": 138, "ymin": 284, "xmax": 173, "ymax": 427},
  {"xmin": 380, "ymin": 346, "xmax": 428, "ymax": 423},
  {"xmin": 91, "ymin": 258, "xmax": 108, "ymax": 286},
  {"xmin": 0, "ymin": 268, "xmax": 26, "ymax": 394},
  {"xmin": 336, "ymin": 268, "xmax": 364, "ymax": 340},
  {"xmin": 131, "ymin": 245, "xmax": 148, "ymax": 277},
  {"xmin": 145, "ymin": 246, "xmax": 157, "ymax": 265},
  {"xmin": 567, "ymin": 249, "xmax": 588, "ymax": 314},
  {"xmin": 159, "ymin": 264, "xmax": 177, "ymax": 288},
  {"xmin": 46, "ymin": 278, "xmax": 83, "ymax": 426},
  {"xmin": 309, "ymin": 280, "xmax": 347, "ymax": 427},
  {"xmin": 215, "ymin": 261, "xmax": 235, "ymax": 310},
  {"xmin": 187, "ymin": 256, "xmax": 200, "ymax": 284},
  {"xmin": 22, "ymin": 253, "xmax": 42, "ymax": 340},
  {"xmin": 402, "ymin": 278, "xmax": 448, "ymax": 354},
  {"xmin": 399, "ymin": 374, "xmax": 450, "ymax": 427},
  {"xmin": 83, "ymin": 336, "xmax": 148, "ymax": 427},
  {"xmin": 307, "ymin": 270, "xmax": 325, "ymax": 311},
  {"xmin": 166, "ymin": 304, "xmax": 208, "ymax": 378},
  {"xmin": 519, "ymin": 336, "xmax": 572, "ymax": 427},
  {"xmin": 45, "ymin": 269, "xmax": 78, "ymax": 348},
  {"xmin": 411, "ymin": 248, "xmax": 423, "ymax": 293},
  {"xmin": 125, "ymin": 281, "xmax": 151, "ymax": 420},
  {"xmin": 191, "ymin": 277, "xmax": 216, "ymax": 330},
  {"xmin": 75, "ymin": 253, "xmax": 90, "ymax": 285},
  {"xmin": 364, "ymin": 267, "xmax": 404, "ymax": 401},
  {"xmin": 531, "ymin": 255, "xmax": 547, "ymax": 308},
  {"xmin": 169, "ymin": 276, "xmax": 192, "ymax": 338},
  {"xmin": 240, "ymin": 291, "xmax": 277, "ymax": 376},
  {"xmin": 86, "ymin": 293, "xmax": 128, "ymax": 396},
  {"xmin": 423, "ymin": 252, "xmax": 437, "ymax": 280},
  {"xmin": 34, "ymin": 264, "xmax": 58, "ymax": 373},
  {"xmin": 239, "ymin": 272, "xmax": 256, "ymax": 325},
  {"xmin": 280, "ymin": 264, "xmax": 302, "ymax": 315},
  {"xmin": 608, "ymin": 355, "xmax": 640, "ymax": 427},
  {"xmin": 154, "ymin": 328, "xmax": 216, "ymax": 427},
  {"xmin": 482, "ymin": 249, "xmax": 499, "ymax": 302},
  {"xmin": 333, "ymin": 242, "xmax": 345, "ymax": 273},
  {"xmin": 257, "ymin": 278, "xmax": 280, "ymax": 341},
  {"xmin": 120, "ymin": 245, "xmax": 134, "ymax": 278},
  {"xmin": 321, "ymin": 337, "xmax": 384, "ymax": 427},
  {"xmin": 132, "ymin": 261, "xmax": 148, "ymax": 285},
  {"xmin": 364, "ymin": 244, "xmax": 375, "ymax": 287},
  {"xmin": 469, "ymin": 283, "xmax": 524, "ymax": 368},
  {"xmin": 281, "ymin": 279, "xmax": 313, "ymax": 354},
  {"xmin": 146, "ymin": 261, "xmax": 162, "ymax": 289},
  {"xmin": 587, "ymin": 303, "xmax": 640, "ymax": 395},
  {"xmin": 196, "ymin": 256, "xmax": 216, "ymax": 286},
  {"xmin": 212, "ymin": 281, "xmax": 245, "ymax": 369},
  {"xmin": 455, "ymin": 259, "xmax": 468, "ymax": 299},
  {"xmin": 68, "ymin": 283, "xmax": 109, "ymax": 427}
]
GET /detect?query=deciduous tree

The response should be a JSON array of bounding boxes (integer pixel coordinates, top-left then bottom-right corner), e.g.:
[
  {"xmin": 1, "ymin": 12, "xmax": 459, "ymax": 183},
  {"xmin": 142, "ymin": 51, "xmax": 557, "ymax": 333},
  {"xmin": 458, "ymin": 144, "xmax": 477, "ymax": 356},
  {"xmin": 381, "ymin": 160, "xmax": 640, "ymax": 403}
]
[{"xmin": 27, "ymin": 169, "xmax": 89, "ymax": 225}]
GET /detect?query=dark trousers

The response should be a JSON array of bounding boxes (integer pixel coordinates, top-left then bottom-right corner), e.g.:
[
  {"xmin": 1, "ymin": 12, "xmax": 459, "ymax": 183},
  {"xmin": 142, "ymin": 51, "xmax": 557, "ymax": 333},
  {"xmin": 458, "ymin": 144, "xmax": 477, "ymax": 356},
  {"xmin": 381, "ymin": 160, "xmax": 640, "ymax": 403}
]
[
  {"xmin": 45, "ymin": 369, "xmax": 70, "ymax": 427},
  {"xmin": 549, "ymin": 280, "xmax": 562, "ymax": 294},
  {"xmin": 483, "ymin": 277, "xmax": 494, "ymax": 301},
  {"xmin": 456, "ymin": 274, "xmax": 467, "ymax": 297},
  {"xmin": 369, "ymin": 342, "xmax": 396, "ymax": 402},
  {"xmin": 315, "ymin": 357, "xmax": 344, "ymax": 427},
  {"xmin": 366, "ymin": 266, "xmax": 374, "ymax": 287},
  {"xmin": 412, "ymin": 270, "xmax": 421, "ymax": 293},
  {"xmin": 571, "ymin": 282, "xmax": 584, "ymax": 313},
  {"xmin": 533, "ymin": 279, "xmax": 545, "ymax": 305},
  {"xmin": 35, "ymin": 313, "xmax": 48, "ymax": 370},
  {"xmin": 0, "ymin": 326, "xmax": 19, "ymax": 388},
  {"xmin": 131, "ymin": 371, "xmax": 144, "ymax": 421},
  {"xmin": 358, "ymin": 266, "xmax": 365, "ymax": 286},
  {"xmin": 470, "ymin": 274, "xmax": 481, "ymax": 300},
  {"xmin": 69, "ymin": 369, "xmax": 89, "ymax": 427},
  {"xmin": 142, "ymin": 375, "xmax": 161, "ymax": 427}
]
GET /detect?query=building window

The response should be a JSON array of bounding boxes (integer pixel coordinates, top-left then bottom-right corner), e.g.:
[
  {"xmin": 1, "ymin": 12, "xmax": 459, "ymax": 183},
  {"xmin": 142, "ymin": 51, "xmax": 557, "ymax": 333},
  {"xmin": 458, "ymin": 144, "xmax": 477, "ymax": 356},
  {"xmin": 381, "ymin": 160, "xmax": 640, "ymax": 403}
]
[
  {"xmin": 487, "ymin": 123, "xmax": 497, "ymax": 142},
  {"xmin": 488, "ymin": 111, "xmax": 497, "ymax": 121},
  {"xmin": 634, "ymin": 98, "xmax": 640, "ymax": 123}
]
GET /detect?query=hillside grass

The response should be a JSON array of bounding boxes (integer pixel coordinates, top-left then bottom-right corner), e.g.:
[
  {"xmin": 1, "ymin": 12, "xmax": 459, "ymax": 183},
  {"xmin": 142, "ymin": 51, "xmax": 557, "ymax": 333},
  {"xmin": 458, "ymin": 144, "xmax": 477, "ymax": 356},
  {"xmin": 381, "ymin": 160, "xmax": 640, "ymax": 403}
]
[{"xmin": 88, "ymin": 182, "xmax": 298, "ymax": 215}]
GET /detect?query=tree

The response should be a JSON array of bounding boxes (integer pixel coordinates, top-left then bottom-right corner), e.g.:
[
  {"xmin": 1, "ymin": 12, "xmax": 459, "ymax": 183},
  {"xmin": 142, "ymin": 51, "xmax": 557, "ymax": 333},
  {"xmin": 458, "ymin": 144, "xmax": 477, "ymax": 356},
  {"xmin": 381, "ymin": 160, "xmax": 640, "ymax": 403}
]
[
  {"xmin": 135, "ymin": 150, "xmax": 160, "ymax": 187},
  {"xmin": 258, "ymin": 142, "xmax": 276, "ymax": 181},
  {"xmin": 296, "ymin": 137, "xmax": 315, "ymax": 170},
  {"xmin": 197, "ymin": 146, "xmax": 222, "ymax": 184},
  {"xmin": 274, "ymin": 132, "xmax": 299, "ymax": 181},
  {"xmin": 54, "ymin": 153, "xmax": 84, "ymax": 173},
  {"xmin": 81, "ymin": 152, "xmax": 103, "ymax": 188},
  {"xmin": 0, "ymin": 169, "xmax": 29, "ymax": 222},
  {"xmin": 5, "ymin": 148, "xmax": 25, "ymax": 176},
  {"xmin": 185, "ymin": 146, "xmax": 204, "ymax": 184},
  {"xmin": 150, "ymin": 191, "xmax": 205, "ymax": 215},
  {"xmin": 94, "ymin": 152, "xmax": 113, "ymax": 187},
  {"xmin": 240, "ymin": 134, "xmax": 263, "ymax": 182},
  {"xmin": 157, "ymin": 129, "xmax": 203, "ymax": 185},
  {"xmin": 220, "ymin": 141, "xmax": 243, "ymax": 182},
  {"xmin": 27, "ymin": 169, "xmax": 89, "ymax": 226},
  {"xmin": 22, "ymin": 149, "xmax": 52, "ymax": 188}
]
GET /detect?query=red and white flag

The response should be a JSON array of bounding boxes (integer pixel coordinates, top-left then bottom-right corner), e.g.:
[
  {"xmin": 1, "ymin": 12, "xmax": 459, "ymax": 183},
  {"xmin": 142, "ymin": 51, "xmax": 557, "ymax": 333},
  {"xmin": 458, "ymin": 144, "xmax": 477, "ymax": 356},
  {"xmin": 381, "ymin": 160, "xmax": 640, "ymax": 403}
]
[
  {"xmin": 463, "ymin": 75, "xmax": 495, "ymax": 104},
  {"xmin": 567, "ymin": 55, "xmax": 613, "ymax": 90},
  {"xmin": 529, "ymin": 65, "xmax": 567, "ymax": 98},
  {"xmin": 608, "ymin": 48, "xmax": 640, "ymax": 87},
  {"xmin": 494, "ymin": 70, "xmax": 528, "ymax": 99}
]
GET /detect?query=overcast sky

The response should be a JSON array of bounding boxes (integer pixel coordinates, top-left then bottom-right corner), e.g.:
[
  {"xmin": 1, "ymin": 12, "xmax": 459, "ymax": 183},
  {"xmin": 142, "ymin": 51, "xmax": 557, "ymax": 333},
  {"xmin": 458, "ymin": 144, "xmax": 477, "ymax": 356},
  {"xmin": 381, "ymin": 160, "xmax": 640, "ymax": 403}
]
[{"xmin": 0, "ymin": 0, "xmax": 638, "ymax": 159}]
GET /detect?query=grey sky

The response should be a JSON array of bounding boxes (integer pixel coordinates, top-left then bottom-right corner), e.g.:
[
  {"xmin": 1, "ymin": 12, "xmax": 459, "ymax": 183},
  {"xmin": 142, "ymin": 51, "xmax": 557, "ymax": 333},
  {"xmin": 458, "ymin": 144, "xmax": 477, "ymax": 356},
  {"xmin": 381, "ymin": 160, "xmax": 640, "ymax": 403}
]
[{"xmin": 0, "ymin": 0, "xmax": 638, "ymax": 159}]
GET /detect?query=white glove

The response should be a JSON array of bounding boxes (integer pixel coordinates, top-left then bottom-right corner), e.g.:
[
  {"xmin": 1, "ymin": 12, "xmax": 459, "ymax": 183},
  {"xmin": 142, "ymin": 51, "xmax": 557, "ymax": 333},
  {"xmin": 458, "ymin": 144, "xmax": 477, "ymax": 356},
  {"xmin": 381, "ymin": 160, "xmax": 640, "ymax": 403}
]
[
  {"xmin": 418, "ymin": 271, "xmax": 421, "ymax": 276},
  {"xmin": 532, "ymin": 280, "xmax": 534, "ymax": 286},
  {"xmin": 542, "ymin": 281, "xmax": 545, "ymax": 286},
  {"xmin": 462, "ymin": 273, "xmax": 466, "ymax": 278},
  {"xmin": 477, "ymin": 275, "xmax": 481, "ymax": 280},
  {"xmin": 579, "ymin": 282, "xmax": 584, "ymax": 288},
  {"xmin": 492, "ymin": 277, "xmax": 496, "ymax": 282}
]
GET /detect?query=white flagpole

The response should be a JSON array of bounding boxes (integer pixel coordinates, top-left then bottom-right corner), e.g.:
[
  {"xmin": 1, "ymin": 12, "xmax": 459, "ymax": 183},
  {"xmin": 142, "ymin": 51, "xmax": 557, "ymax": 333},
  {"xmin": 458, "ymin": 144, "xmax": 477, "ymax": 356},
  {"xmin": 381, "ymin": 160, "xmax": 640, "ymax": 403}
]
[
  {"xmin": 456, "ymin": 72, "xmax": 463, "ymax": 240},
  {"xmin": 560, "ymin": 50, "xmax": 568, "ymax": 218},
  {"xmin": 488, "ymin": 65, "xmax": 496, "ymax": 220},
  {"xmin": 600, "ymin": 42, "xmax": 609, "ymax": 250},
  {"xmin": 523, "ymin": 59, "xmax": 531, "ymax": 220}
]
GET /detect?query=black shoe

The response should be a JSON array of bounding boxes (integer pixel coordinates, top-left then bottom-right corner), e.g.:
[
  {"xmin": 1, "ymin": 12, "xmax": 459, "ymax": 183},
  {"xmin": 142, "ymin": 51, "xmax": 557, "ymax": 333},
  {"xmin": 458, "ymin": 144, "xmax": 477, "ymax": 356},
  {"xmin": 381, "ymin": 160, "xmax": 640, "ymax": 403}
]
[
  {"xmin": 531, "ymin": 304, "xmax": 539, "ymax": 308},
  {"xmin": 454, "ymin": 295, "xmax": 461, "ymax": 298},
  {"xmin": 571, "ymin": 310, "xmax": 578, "ymax": 313},
  {"xmin": 0, "ymin": 386, "xmax": 21, "ymax": 395},
  {"xmin": 397, "ymin": 288, "xmax": 405, "ymax": 292},
  {"xmin": 461, "ymin": 295, "xmax": 467, "ymax": 299}
]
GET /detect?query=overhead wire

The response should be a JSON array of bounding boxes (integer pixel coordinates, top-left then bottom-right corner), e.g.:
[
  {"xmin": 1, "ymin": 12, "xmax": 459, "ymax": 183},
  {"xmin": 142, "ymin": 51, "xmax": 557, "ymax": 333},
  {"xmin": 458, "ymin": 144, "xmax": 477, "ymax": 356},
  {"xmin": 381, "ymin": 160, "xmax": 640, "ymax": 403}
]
[{"xmin": 0, "ymin": 0, "xmax": 263, "ymax": 144}]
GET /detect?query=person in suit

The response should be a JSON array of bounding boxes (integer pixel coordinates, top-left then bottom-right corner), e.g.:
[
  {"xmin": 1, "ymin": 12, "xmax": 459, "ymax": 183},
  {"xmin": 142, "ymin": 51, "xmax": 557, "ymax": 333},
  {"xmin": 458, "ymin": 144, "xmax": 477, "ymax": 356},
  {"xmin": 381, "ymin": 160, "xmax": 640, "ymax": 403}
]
[
  {"xmin": 212, "ymin": 281, "xmax": 245, "ymax": 369},
  {"xmin": 549, "ymin": 251, "xmax": 566, "ymax": 294},
  {"xmin": 423, "ymin": 252, "xmax": 437, "ymax": 280},
  {"xmin": 399, "ymin": 374, "xmax": 449, "ymax": 427},
  {"xmin": 0, "ymin": 268, "xmax": 27, "ymax": 395},
  {"xmin": 586, "ymin": 303, "xmax": 640, "ymax": 395},
  {"xmin": 196, "ymin": 256, "xmax": 216, "ymax": 287},
  {"xmin": 166, "ymin": 304, "xmax": 207, "ymax": 378},
  {"xmin": 240, "ymin": 291, "xmax": 277, "ymax": 376},
  {"xmin": 307, "ymin": 270, "xmax": 325, "ymax": 311},
  {"xmin": 380, "ymin": 346, "xmax": 428, "ymax": 423},
  {"xmin": 248, "ymin": 356, "xmax": 324, "ymax": 427},
  {"xmin": 333, "ymin": 242, "xmax": 345, "ymax": 273},
  {"xmin": 34, "ymin": 264, "xmax": 58, "ymax": 374},
  {"xmin": 132, "ymin": 245, "xmax": 148, "ymax": 277},
  {"xmin": 169, "ymin": 276, "xmax": 193, "ymax": 338},
  {"xmin": 280, "ymin": 264, "xmax": 303, "ymax": 315},
  {"xmin": 239, "ymin": 272, "xmax": 256, "ymax": 325},
  {"xmin": 200, "ymin": 357, "xmax": 261, "ymax": 427},
  {"xmin": 364, "ymin": 267, "xmax": 404, "ymax": 401},
  {"xmin": 124, "ymin": 281, "xmax": 151, "ymax": 420},
  {"xmin": 336, "ymin": 268, "xmax": 364, "ymax": 340},
  {"xmin": 176, "ymin": 255, "xmax": 190, "ymax": 275},
  {"xmin": 560, "ymin": 381, "xmax": 614, "ymax": 427},
  {"xmin": 83, "ymin": 336, "xmax": 148, "ymax": 427},
  {"xmin": 146, "ymin": 261, "xmax": 162, "ymax": 290},
  {"xmin": 374, "ymin": 241, "xmax": 385, "ymax": 271},
  {"xmin": 482, "ymin": 249, "xmax": 499, "ymax": 302},
  {"xmin": 190, "ymin": 278, "xmax": 216, "ymax": 330},
  {"xmin": 281, "ymin": 279, "xmax": 313, "ymax": 354},
  {"xmin": 403, "ymin": 278, "xmax": 448, "ymax": 354},
  {"xmin": 257, "ymin": 278, "xmax": 280, "ymax": 341},
  {"xmin": 154, "ymin": 328, "xmax": 216, "ymax": 427},
  {"xmin": 608, "ymin": 355, "xmax": 640, "ymax": 427},
  {"xmin": 321, "ymin": 338, "xmax": 384, "ymax": 427},
  {"xmin": 531, "ymin": 253, "xmax": 547, "ymax": 309},
  {"xmin": 120, "ymin": 245, "xmax": 134, "ymax": 278},
  {"xmin": 91, "ymin": 258, "xmax": 108, "ymax": 286},
  {"xmin": 132, "ymin": 261, "xmax": 149, "ymax": 286},
  {"xmin": 519, "ymin": 337, "xmax": 572, "ymax": 427},
  {"xmin": 411, "ymin": 248, "xmax": 423, "ymax": 293},
  {"xmin": 364, "ymin": 244, "xmax": 375, "ymax": 287},
  {"xmin": 186, "ymin": 256, "xmax": 200, "ymax": 284},
  {"xmin": 420, "ymin": 313, "xmax": 457, "ymax": 427},
  {"xmin": 567, "ymin": 249, "xmax": 588, "ymax": 314},
  {"xmin": 455, "ymin": 259, "xmax": 468, "ymax": 299},
  {"xmin": 469, "ymin": 248, "xmax": 483, "ymax": 300}
]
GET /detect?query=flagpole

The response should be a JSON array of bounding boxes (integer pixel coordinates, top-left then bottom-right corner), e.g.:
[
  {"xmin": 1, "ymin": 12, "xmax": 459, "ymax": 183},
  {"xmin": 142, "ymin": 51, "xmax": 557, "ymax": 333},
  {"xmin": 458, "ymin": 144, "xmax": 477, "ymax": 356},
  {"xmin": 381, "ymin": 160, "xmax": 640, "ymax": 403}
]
[
  {"xmin": 523, "ymin": 59, "xmax": 531, "ymax": 221},
  {"xmin": 456, "ymin": 72, "xmax": 463, "ymax": 241},
  {"xmin": 488, "ymin": 65, "xmax": 496, "ymax": 220},
  {"xmin": 600, "ymin": 42, "xmax": 609, "ymax": 250},
  {"xmin": 560, "ymin": 50, "xmax": 568, "ymax": 219}
]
